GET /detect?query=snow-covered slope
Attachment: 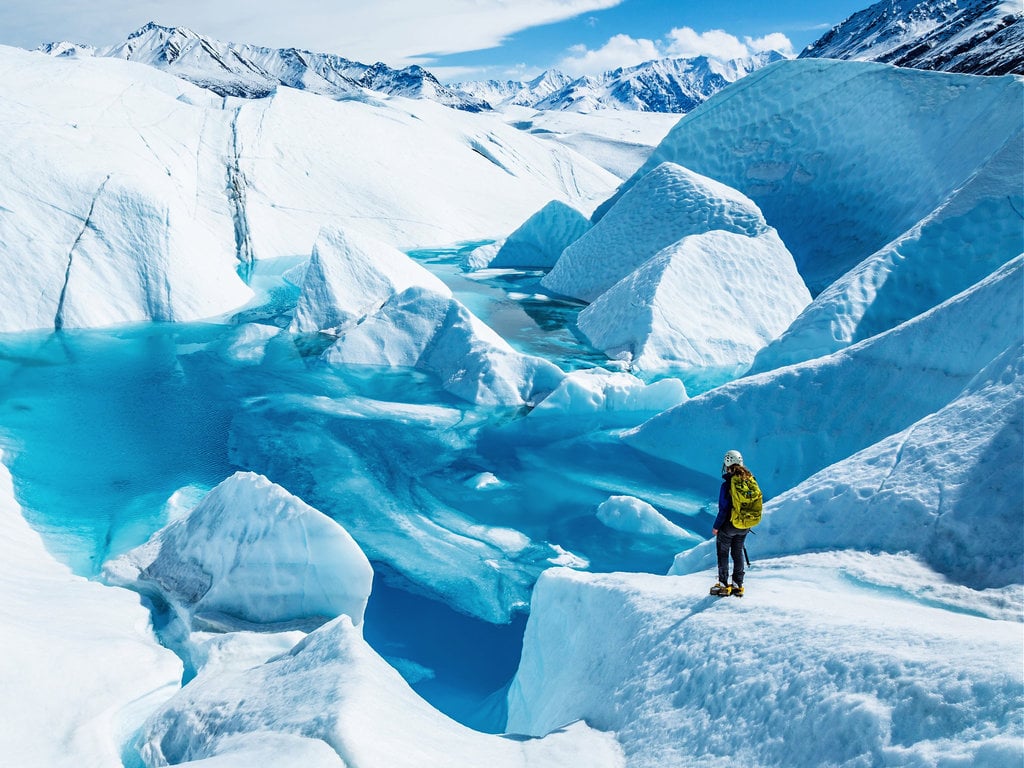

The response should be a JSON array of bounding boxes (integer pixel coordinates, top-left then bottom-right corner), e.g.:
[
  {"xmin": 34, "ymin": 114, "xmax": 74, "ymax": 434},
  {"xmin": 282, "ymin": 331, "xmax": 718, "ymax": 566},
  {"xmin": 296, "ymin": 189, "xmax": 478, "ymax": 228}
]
[
  {"xmin": 626, "ymin": 256, "xmax": 1023, "ymax": 497},
  {"xmin": 0, "ymin": 453, "xmax": 181, "ymax": 767},
  {"xmin": 0, "ymin": 44, "xmax": 618, "ymax": 332},
  {"xmin": 139, "ymin": 614, "xmax": 623, "ymax": 767},
  {"xmin": 597, "ymin": 59, "xmax": 1023, "ymax": 294},
  {"xmin": 507, "ymin": 564, "xmax": 1022, "ymax": 768},
  {"xmin": 457, "ymin": 52, "xmax": 785, "ymax": 113},
  {"xmin": 42, "ymin": 22, "xmax": 490, "ymax": 110},
  {"xmin": 801, "ymin": 0, "xmax": 1024, "ymax": 75}
]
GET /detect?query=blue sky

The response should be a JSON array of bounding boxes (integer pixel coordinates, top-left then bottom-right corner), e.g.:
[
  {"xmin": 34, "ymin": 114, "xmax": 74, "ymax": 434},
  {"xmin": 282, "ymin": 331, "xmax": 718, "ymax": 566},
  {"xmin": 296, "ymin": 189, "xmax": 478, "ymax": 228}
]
[{"xmin": 0, "ymin": 0, "xmax": 870, "ymax": 81}]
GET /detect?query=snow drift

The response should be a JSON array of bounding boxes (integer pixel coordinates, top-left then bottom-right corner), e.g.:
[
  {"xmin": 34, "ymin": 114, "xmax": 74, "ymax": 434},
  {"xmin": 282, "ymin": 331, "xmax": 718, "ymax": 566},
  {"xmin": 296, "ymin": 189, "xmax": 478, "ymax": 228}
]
[
  {"xmin": 104, "ymin": 472, "xmax": 374, "ymax": 632},
  {"xmin": 597, "ymin": 59, "xmax": 1024, "ymax": 294}
]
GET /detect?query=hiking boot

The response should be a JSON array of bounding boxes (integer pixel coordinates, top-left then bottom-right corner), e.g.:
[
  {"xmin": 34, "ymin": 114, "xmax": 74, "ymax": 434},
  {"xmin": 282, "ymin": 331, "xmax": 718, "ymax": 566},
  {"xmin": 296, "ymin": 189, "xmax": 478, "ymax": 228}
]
[
  {"xmin": 710, "ymin": 582, "xmax": 732, "ymax": 596},
  {"xmin": 732, "ymin": 584, "xmax": 744, "ymax": 597}
]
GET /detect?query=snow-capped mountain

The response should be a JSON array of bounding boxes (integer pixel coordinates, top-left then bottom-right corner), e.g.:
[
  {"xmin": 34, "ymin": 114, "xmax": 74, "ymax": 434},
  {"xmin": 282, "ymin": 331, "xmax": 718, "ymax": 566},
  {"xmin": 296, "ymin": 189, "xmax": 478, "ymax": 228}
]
[
  {"xmin": 800, "ymin": 0, "xmax": 1024, "ymax": 75},
  {"xmin": 457, "ymin": 51, "xmax": 786, "ymax": 113},
  {"xmin": 40, "ymin": 22, "xmax": 490, "ymax": 111}
]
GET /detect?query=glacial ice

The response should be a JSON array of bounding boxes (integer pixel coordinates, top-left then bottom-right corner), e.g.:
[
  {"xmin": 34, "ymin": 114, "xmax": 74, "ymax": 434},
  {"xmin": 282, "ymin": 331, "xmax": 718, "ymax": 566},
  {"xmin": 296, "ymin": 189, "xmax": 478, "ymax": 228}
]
[
  {"xmin": 466, "ymin": 200, "xmax": 591, "ymax": 270},
  {"xmin": 543, "ymin": 161, "xmax": 772, "ymax": 303},
  {"xmin": 0, "ymin": 44, "xmax": 618, "ymax": 332},
  {"xmin": 595, "ymin": 495, "xmax": 696, "ymax": 542},
  {"xmin": 0, "ymin": 452, "xmax": 182, "ymax": 767},
  {"xmin": 321, "ymin": 286, "xmax": 565, "ymax": 407},
  {"xmin": 576, "ymin": 228, "xmax": 810, "ymax": 382},
  {"xmin": 626, "ymin": 256, "xmax": 1024, "ymax": 497},
  {"xmin": 751, "ymin": 126, "xmax": 1024, "ymax": 371},
  {"xmin": 290, "ymin": 226, "xmax": 450, "ymax": 335},
  {"xmin": 104, "ymin": 472, "xmax": 374, "ymax": 632},
  {"xmin": 600, "ymin": 59, "xmax": 1024, "ymax": 293},
  {"xmin": 139, "ymin": 614, "xmax": 624, "ymax": 768},
  {"xmin": 508, "ymin": 563, "xmax": 1023, "ymax": 768},
  {"xmin": 672, "ymin": 343, "xmax": 1024, "ymax": 589}
]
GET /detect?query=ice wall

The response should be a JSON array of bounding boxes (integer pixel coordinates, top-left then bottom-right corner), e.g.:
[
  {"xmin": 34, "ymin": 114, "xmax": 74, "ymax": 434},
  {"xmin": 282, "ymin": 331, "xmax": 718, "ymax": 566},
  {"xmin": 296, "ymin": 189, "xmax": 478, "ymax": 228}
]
[{"xmin": 597, "ymin": 59, "xmax": 1024, "ymax": 293}]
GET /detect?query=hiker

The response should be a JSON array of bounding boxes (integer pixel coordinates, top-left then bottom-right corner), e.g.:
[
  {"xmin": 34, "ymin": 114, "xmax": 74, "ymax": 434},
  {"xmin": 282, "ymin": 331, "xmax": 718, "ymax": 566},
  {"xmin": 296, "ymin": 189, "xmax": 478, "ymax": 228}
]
[{"xmin": 710, "ymin": 450, "xmax": 762, "ymax": 597}]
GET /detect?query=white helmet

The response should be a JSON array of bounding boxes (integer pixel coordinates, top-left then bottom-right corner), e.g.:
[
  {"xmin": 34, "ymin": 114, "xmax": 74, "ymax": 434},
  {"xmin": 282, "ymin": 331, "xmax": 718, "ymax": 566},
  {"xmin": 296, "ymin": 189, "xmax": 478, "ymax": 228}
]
[{"xmin": 722, "ymin": 450, "xmax": 744, "ymax": 475}]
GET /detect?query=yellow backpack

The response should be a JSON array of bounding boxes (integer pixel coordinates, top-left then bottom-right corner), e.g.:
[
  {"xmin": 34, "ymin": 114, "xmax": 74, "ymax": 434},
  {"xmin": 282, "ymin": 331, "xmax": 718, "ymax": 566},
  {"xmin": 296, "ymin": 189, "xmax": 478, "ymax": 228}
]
[{"xmin": 729, "ymin": 473, "xmax": 763, "ymax": 529}]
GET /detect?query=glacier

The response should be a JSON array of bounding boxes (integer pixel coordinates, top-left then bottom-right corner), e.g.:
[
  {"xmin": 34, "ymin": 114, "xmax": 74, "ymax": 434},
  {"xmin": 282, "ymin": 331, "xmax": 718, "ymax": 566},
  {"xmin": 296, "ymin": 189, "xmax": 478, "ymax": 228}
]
[{"xmin": 0, "ymin": 31, "xmax": 1021, "ymax": 768}]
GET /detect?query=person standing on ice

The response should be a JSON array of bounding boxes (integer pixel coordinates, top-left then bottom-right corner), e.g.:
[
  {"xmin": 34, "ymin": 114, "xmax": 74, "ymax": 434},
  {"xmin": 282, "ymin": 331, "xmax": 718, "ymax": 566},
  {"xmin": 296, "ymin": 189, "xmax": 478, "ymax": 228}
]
[{"xmin": 710, "ymin": 450, "xmax": 762, "ymax": 597}]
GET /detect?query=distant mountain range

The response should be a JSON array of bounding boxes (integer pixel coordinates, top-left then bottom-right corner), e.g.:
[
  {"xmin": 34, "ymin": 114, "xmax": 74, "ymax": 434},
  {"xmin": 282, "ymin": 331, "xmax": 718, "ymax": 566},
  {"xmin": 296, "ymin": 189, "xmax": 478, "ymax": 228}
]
[
  {"xmin": 40, "ymin": 22, "xmax": 491, "ymax": 111},
  {"xmin": 455, "ymin": 52, "xmax": 786, "ymax": 113},
  {"xmin": 800, "ymin": 0, "xmax": 1023, "ymax": 75}
]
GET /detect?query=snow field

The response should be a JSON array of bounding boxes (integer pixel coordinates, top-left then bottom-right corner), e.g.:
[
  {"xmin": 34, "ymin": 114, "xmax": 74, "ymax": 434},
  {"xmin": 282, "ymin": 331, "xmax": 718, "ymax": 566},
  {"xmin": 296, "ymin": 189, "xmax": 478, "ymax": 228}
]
[
  {"xmin": 508, "ymin": 563, "xmax": 1023, "ymax": 768},
  {"xmin": 602, "ymin": 59, "xmax": 1024, "ymax": 293},
  {"xmin": 0, "ymin": 452, "xmax": 182, "ymax": 767}
]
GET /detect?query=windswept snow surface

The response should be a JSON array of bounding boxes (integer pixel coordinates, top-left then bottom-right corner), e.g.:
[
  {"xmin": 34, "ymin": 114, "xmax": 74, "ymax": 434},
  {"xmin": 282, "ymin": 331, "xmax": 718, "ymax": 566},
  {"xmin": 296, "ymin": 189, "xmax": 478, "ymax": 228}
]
[
  {"xmin": 0, "ymin": 453, "xmax": 182, "ymax": 767},
  {"xmin": 0, "ymin": 44, "xmax": 618, "ymax": 332},
  {"xmin": 598, "ymin": 59, "xmax": 1024, "ymax": 293},
  {"xmin": 627, "ymin": 256, "xmax": 1024, "ymax": 497},
  {"xmin": 576, "ymin": 228, "xmax": 810, "ymax": 383},
  {"xmin": 104, "ymin": 472, "xmax": 374, "ymax": 632},
  {"xmin": 138, "ymin": 615, "xmax": 624, "ymax": 768},
  {"xmin": 673, "ymin": 343, "xmax": 1024, "ymax": 589},
  {"xmin": 507, "ymin": 564, "xmax": 1023, "ymax": 768}
]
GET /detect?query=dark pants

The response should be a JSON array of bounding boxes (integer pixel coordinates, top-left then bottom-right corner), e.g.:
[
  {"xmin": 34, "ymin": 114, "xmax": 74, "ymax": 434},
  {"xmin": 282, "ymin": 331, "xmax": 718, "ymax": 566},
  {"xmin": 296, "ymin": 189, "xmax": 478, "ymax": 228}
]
[{"xmin": 716, "ymin": 527, "xmax": 748, "ymax": 586}]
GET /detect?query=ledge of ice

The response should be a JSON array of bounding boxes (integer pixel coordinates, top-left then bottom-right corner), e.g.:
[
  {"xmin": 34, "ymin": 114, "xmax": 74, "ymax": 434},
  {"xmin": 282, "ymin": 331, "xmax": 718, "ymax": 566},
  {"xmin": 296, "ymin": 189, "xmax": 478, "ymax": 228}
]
[
  {"xmin": 507, "ymin": 564, "xmax": 1023, "ymax": 768},
  {"xmin": 0, "ymin": 452, "xmax": 181, "ymax": 767},
  {"xmin": 542, "ymin": 161, "xmax": 770, "ymax": 303},
  {"xmin": 103, "ymin": 472, "xmax": 374, "ymax": 633}
]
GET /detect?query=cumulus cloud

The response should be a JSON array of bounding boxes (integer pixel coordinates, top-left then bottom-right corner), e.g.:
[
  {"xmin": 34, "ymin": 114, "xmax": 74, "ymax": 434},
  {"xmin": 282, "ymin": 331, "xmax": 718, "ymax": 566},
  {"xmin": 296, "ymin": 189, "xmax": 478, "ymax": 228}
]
[
  {"xmin": 556, "ymin": 34, "xmax": 661, "ymax": 77},
  {"xmin": 557, "ymin": 26, "xmax": 795, "ymax": 76}
]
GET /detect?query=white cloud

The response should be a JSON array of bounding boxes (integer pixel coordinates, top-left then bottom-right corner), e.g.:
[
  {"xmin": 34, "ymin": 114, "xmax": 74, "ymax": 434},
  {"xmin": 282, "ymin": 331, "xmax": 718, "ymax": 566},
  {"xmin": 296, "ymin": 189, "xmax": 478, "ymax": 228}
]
[
  {"xmin": 0, "ymin": 0, "xmax": 625, "ymax": 67},
  {"xmin": 745, "ymin": 32, "xmax": 796, "ymax": 56},
  {"xmin": 665, "ymin": 27, "xmax": 750, "ymax": 61},
  {"xmin": 556, "ymin": 33, "xmax": 661, "ymax": 77}
]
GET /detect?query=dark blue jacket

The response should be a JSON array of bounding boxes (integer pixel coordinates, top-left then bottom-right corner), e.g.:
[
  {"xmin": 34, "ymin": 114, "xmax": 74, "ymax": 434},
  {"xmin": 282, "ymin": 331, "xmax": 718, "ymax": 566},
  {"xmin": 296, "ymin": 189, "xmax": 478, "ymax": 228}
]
[{"xmin": 713, "ymin": 479, "xmax": 731, "ymax": 531}]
